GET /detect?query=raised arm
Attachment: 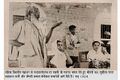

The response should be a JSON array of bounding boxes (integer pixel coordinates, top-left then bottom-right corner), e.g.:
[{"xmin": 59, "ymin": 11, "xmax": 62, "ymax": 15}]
[{"xmin": 46, "ymin": 22, "xmax": 62, "ymax": 43}]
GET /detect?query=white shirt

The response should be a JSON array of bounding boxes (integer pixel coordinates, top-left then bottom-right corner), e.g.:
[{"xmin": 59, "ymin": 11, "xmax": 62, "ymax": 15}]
[
  {"xmin": 65, "ymin": 33, "xmax": 80, "ymax": 56},
  {"xmin": 71, "ymin": 34, "xmax": 79, "ymax": 44}
]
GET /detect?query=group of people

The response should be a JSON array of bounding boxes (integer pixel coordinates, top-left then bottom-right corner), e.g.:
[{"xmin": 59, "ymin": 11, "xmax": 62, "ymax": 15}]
[
  {"xmin": 9, "ymin": 3, "xmax": 110, "ymax": 68},
  {"xmin": 9, "ymin": 4, "xmax": 62, "ymax": 68},
  {"xmin": 49, "ymin": 25, "xmax": 110, "ymax": 68},
  {"xmin": 49, "ymin": 25, "xmax": 81, "ymax": 68}
]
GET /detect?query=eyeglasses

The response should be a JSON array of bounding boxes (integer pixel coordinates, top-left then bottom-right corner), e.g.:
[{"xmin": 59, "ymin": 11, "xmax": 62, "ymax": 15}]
[{"xmin": 57, "ymin": 44, "xmax": 63, "ymax": 46}]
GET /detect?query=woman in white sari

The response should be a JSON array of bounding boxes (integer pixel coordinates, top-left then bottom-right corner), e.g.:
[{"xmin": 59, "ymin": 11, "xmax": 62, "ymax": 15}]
[{"xmin": 9, "ymin": 3, "xmax": 62, "ymax": 68}]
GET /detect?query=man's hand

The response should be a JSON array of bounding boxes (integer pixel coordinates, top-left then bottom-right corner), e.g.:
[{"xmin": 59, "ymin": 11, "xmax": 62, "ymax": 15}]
[
  {"xmin": 10, "ymin": 40, "xmax": 24, "ymax": 47},
  {"xmin": 52, "ymin": 22, "xmax": 62, "ymax": 30}
]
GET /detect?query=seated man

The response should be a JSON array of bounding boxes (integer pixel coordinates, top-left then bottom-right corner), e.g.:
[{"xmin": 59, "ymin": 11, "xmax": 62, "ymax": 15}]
[
  {"xmin": 87, "ymin": 41, "xmax": 110, "ymax": 68},
  {"xmin": 50, "ymin": 40, "xmax": 73, "ymax": 68}
]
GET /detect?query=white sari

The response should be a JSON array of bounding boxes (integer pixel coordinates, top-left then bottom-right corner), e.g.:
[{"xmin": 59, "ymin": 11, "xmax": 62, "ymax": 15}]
[{"xmin": 50, "ymin": 40, "xmax": 67, "ymax": 68}]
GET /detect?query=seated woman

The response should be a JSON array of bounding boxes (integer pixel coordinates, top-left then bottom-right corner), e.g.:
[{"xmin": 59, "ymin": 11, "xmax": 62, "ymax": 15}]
[
  {"xmin": 87, "ymin": 41, "xmax": 110, "ymax": 68},
  {"xmin": 50, "ymin": 40, "xmax": 73, "ymax": 68}
]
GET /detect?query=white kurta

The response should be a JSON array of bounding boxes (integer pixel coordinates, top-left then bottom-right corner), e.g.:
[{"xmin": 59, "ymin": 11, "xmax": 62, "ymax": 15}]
[{"xmin": 9, "ymin": 19, "xmax": 47, "ymax": 68}]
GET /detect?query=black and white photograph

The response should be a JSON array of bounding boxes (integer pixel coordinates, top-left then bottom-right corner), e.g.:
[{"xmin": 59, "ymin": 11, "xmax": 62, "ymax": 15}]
[{"xmin": 8, "ymin": 2, "xmax": 112, "ymax": 69}]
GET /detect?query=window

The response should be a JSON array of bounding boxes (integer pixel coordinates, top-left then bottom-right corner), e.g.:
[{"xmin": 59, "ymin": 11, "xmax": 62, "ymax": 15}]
[{"xmin": 101, "ymin": 24, "xmax": 111, "ymax": 54}]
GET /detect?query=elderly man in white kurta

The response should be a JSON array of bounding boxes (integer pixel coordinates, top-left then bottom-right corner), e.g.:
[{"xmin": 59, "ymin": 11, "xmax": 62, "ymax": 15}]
[{"xmin": 9, "ymin": 3, "xmax": 62, "ymax": 68}]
